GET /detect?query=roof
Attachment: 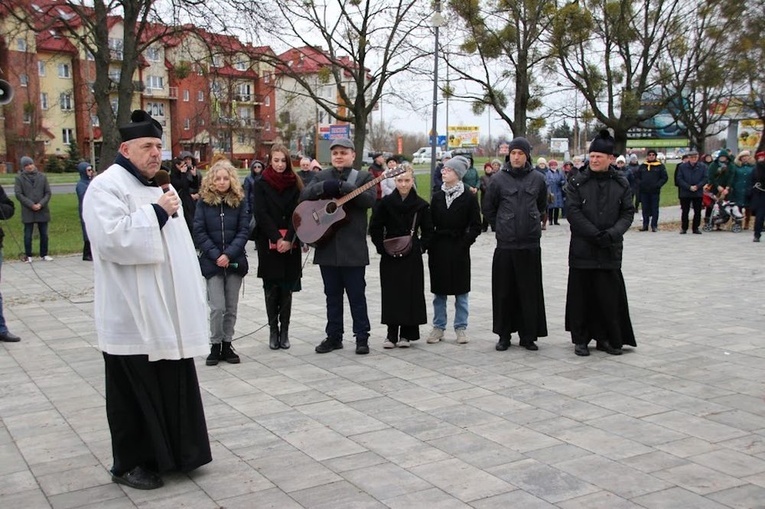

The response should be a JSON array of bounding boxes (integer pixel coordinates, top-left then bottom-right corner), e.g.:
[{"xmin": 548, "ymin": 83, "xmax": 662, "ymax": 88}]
[{"xmin": 35, "ymin": 29, "xmax": 77, "ymax": 54}]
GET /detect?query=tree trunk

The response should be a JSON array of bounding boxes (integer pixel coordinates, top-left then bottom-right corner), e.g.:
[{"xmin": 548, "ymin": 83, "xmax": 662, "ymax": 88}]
[{"xmin": 353, "ymin": 108, "xmax": 367, "ymax": 169}]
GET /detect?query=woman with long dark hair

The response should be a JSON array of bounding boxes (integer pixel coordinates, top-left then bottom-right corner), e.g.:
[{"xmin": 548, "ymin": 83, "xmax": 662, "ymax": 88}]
[{"xmin": 253, "ymin": 145, "xmax": 303, "ymax": 349}]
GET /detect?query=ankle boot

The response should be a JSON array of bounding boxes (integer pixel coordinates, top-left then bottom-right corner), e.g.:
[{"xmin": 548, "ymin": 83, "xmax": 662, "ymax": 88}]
[
  {"xmin": 221, "ymin": 341, "xmax": 240, "ymax": 363},
  {"xmin": 206, "ymin": 343, "xmax": 221, "ymax": 366},
  {"xmin": 265, "ymin": 287, "xmax": 280, "ymax": 350},
  {"xmin": 279, "ymin": 291, "xmax": 292, "ymax": 349}
]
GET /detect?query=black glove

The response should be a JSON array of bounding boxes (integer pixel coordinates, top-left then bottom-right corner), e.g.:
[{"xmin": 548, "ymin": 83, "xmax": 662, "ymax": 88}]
[
  {"xmin": 323, "ymin": 179, "xmax": 343, "ymax": 198},
  {"xmin": 596, "ymin": 230, "xmax": 611, "ymax": 248}
]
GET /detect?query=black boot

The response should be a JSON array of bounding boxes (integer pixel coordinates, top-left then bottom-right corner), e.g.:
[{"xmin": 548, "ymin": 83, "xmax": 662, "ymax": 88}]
[
  {"xmin": 221, "ymin": 341, "xmax": 241, "ymax": 363},
  {"xmin": 206, "ymin": 343, "xmax": 221, "ymax": 366},
  {"xmin": 279, "ymin": 291, "xmax": 292, "ymax": 349},
  {"xmin": 265, "ymin": 287, "xmax": 280, "ymax": 350}
]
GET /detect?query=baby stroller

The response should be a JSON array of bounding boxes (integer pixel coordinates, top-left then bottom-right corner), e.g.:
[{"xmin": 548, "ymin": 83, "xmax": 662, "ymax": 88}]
[{"xmin": 702, "ymin": 192, "xmax": 743, "ymax": 232}]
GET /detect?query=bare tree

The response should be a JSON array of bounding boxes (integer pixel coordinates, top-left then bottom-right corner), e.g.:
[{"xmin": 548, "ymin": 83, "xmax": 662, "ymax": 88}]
[
  {"xmin": 444, "ymin": 0, "xmax": 556, "ymax": 137},
  {"xmin": 246, "ymin": 0, "xmax": 431, "ymax": 167},
  {"xmin": 365, "ymin": 118, "xmax": 396, "ymax": 153},
  {"xmin": 730, "ymin": 2, "xmax": 765, "ymax": 152},
  {"xmin": 551, "ymin": 0, "xmax": 686, "ymax": 154}
]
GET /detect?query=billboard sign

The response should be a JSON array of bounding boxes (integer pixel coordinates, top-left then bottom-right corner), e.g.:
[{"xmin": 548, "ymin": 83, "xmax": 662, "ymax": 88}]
[
  {"xmin": 448, "ymin": 125, "xmax": 480, "ymax": 148},
  {"xmin": 738, "ymin": 119, "xmax": 763, "ymax": 151},
  {"xmin": 328, "ymin": 124, "xmax": 350, "ymax": 140},
  {"xmin": 550, "ymin": 138, "xmax": 569, "ymax": 153}
]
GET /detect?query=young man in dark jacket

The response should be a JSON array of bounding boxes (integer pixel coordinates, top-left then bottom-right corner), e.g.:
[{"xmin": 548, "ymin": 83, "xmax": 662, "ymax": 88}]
[
  {"xmin": 0, "ymin": 183, "xmax": 21, "ymax": 342},
  {"xmin": 675, "ymin": 150, "xmax": 707, "ymax": 234},
  {"xmin": 635, "ymin": 149, "xmax": 668, "ymax": 231},
  {"xmin": 565, "ymin": 130, "xmax": 636, "ymax": 357},
  {"xmin": 483, "ymin": 137, "xmax": 549, "ymax": 351},
  {"xmin": 299, "ymin": 138, "xmax": 376, "ymax": 354}
]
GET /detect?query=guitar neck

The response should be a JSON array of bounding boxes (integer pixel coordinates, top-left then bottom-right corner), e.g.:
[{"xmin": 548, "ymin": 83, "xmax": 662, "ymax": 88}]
[{"xmin": 335, "ymin": 171, "xmax": 387, "ymax": 206}]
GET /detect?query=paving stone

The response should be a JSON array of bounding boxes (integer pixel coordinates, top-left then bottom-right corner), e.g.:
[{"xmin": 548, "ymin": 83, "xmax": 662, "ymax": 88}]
[
  {"xmin": 688, "ymin": 449, "xmax": 765, "ymax": 477},
  {"xmin": 341, "ymin": 462, "xmax": 432, "ymax": 500},
  {"xmin": 556, "ymin": 490, "xmax": 644, "ymax": 509},
  {"xmin": 652, "ymin": 463, "xmax": 746, "ymax": 495},
  {"xmin": 216, "ymin": 487, "xmax": 304, "ymax": 509},
  {"xmin": 427, "ymin": 432, "xmax": 525, "ymax": 469},
  {"xmin": 707, "ymin": 483, "xmax": 765, "ymax": 509},
  {"xmin": 555, "ymin": 454, "xmax": 672, "ymax": 499},
  {"xmin": 410, "ymin": 457, "xmax": 513, "ymax": 502},
  {"xmin": 47, "ymin": 484, "xmax": 125, "ymax": 509},
  {"xmin": 631, "ymin": 487, "xmax": 732, "ymax": 508},
  {"xmin": 383, "ymin": 487, "xmax": 470, "ymax": 508}
]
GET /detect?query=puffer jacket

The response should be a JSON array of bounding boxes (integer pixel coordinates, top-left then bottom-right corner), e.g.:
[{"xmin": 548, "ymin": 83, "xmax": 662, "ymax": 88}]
[
  {"xmin": 565, "ymin": 166, "xmax": 634, "ymax": 269},
  {"xmin": 193, "ymin": 197, "xmax": 250, "ymax": 279}
]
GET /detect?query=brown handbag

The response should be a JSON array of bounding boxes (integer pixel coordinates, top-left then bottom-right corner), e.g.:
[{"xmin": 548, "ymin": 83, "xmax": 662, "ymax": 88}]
[{"xmin": 383, "ymin": 213, "xmax": 417, "ymax": 258}]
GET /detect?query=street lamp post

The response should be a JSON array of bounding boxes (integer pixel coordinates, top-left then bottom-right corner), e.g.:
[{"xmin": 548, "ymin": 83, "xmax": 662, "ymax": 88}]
[{"xmin": 430, "ymin": 1, "xmax": 444, "ymax": 193}]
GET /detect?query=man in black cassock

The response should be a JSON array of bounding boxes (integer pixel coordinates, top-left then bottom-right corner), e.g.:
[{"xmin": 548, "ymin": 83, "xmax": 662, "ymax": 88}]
[
  {"xmin": 483, "ymin": 137, "xmax": 549, "ymax": 351},
  {"xmin": 564, "ymin": 130, "xmax": 636, "ymax": 356}
]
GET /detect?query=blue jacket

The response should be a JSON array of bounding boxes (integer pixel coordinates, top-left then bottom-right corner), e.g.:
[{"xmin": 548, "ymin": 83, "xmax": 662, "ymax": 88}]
[
  {"xmin": 193, "ymin": 197, "xmax": 250, "ymax": 279},
  {"xmin": 545, "ymin": 168, "xmax": 567, "ymax": 209},
  {"xmin": 675, "ymin": 161, "xmax": 707, "ymax": 198}
]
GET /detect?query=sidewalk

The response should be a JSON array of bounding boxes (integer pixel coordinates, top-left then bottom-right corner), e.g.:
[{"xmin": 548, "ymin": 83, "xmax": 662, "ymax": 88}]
[{"xmin": 1, "ymin": 207, "xmax": 764, "ymax": 508}]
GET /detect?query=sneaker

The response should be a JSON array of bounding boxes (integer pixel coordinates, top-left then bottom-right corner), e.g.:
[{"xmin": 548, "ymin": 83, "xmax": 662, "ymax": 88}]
[
  {"xmin": 455, "ymin": 329, "xmax": 469, "ymax": 344},
  {"xmin": 41, "ymin": 255, "xmax": 53, "ymax": 261},
  {"xmin": 315, "ymin": 338, "xmax": 343, "ymax": 353},
  {"xmin": 382, "ymin": 339, "xmax": 396, "ymax": 349},
  {"xmin": 24, "ymin": 257, "xmax": 32, "ymax": 263},
  {"xmin": 426, "ymin": 328, "xmax": 444, "ymax": 344},
  {"xmin": 397, "ymin": 338, "xmax": 410, "ymax": 348},
  {"xmin": 355, "ymin": 339, "xmax": 369, "ymax": 355}
]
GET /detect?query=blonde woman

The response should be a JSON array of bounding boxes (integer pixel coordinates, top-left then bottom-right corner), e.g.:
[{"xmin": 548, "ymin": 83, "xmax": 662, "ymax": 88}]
[{"xmin": 193, "ymin": 159, "xmax": 250, "ymax": 365}]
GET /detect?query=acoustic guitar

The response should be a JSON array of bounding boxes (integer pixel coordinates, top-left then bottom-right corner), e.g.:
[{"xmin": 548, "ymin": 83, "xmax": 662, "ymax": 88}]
[{"xmin": 293, "ymin": 166, "xmax": 406, "ymax": 245}]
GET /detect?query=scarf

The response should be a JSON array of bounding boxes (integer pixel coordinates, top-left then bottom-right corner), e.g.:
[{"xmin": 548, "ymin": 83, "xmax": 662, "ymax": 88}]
[
  {"xmin": 262, "ymin": 165, "xmax": 297, "ymax": 193},
  {"xmin": 442, "ymin": 181, "xmax": 464, "ymax": 209}
]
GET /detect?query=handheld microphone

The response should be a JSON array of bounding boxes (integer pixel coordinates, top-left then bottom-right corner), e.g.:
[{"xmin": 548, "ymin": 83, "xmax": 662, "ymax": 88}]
[{"xmin": 154, "ymin": 169, "xmax": 178, "ymax": 218}]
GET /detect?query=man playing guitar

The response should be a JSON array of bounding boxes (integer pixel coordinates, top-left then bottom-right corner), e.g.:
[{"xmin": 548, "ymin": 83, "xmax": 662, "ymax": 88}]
[{"xmin": 298, "ymin": 138, "xmax": 376, "ymax": 355}]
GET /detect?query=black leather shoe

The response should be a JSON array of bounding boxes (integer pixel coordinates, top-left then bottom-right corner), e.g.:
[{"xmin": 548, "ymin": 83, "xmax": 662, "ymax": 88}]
[
  {"xmin": 111, "ymin": 466, "xmax": 163, "ymax": 490},
  {"xmin": 651, "ymin": 227, "xmax": 657, "ymax": 232},
  {"xmin": 693, "ymin": 230, "xmax": 702, "ymax": 235},
  {"xmin": 596, "ymin": 342, "xmax": 623, "ymax": 355},
  {"xmin": 521, "ymin": 341, "xmax": 539, "ymax": 351},
  {"xmin": 639, "ymin": 227, "xmax": 648, "ymax": 231},
  {"xmin": 495, "ymin": 337, "xmax": 511, "ymax": 351},
  {"xmin": 574, "ymin": 344, "xmax": 590, "ymax": 356},
  {"xmin": 679, "ymin": 230, "xmax": 687, "ymax": 234},
  {"xmin": 0, "ymin": 331, "xmax": 21, "ymax": 342},
  {"xmin": 315, "ymin": 338, "xmax": 343, "ymax": 354}
]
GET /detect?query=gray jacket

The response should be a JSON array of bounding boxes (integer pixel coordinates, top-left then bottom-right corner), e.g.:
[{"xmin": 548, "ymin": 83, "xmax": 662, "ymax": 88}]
[
  {"xmin": 14, "ymin": 169, "xmax": 52, "ymax": 223},
  {"xmin": 299, "ymin": 166, "xmax": 375, "ymax": 266}
]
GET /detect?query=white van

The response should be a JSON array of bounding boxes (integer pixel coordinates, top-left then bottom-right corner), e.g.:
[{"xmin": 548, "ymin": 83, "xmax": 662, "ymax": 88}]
[{"xmin": 412, "ymin": 146, "xmax": 442, "ymax": 164}]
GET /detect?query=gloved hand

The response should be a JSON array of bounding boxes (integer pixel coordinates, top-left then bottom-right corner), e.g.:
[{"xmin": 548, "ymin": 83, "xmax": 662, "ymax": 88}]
[
  {"xmin": 596, "ymin": 230, "xmax": 611, "ymax": 248},
  {"xmin": 323, "ymin": 179, "xmax": 343, "ymax": 198}
]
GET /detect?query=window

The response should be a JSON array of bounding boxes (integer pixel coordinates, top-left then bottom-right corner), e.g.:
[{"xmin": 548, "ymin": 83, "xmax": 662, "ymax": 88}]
[
  {"xmin": 264, "ymin": 95, "xmax": 270, "ymax": 107},
  {"xmin": 211, "ymin": 55, "xmax": 223, "ymax": 68},
  {"xmin": 237, "ymin": 133, "xmax": 246, "ymax": 144},
  {"xmin": 109, "ymin": 38, "xmax": 123, "ymax": 60},
  {"xmin": 16, "ymin": 38, "xmax": 27, "ymax": 51},
  {"xmin": 40, "ymin": 92, "xmax": 48, "ymax": 110},
  {"xmin": 146, "ymin": 102, "xmax": 164, "ymax": 117},
  {"xmin": 145, "ymin": 46, "xmax": 161, "ymax": 62},
  {"xmin": 20, "ymin": 74, "xmax": 29, "ymax": 87},
  {"xmin": 264, "ymin": 72, "xmax": 270, "ymax": 83},
  {"xmin": 234, "ymin": 59, "xmax": 247, "ymax": 71},
  {"xmin": 265, "ymin": 121, "xmax": 271, "ymax": 132},
  {"xmin": 198, "ymin": 90, "xmax": 204, "ymax": 102},
  {"xmin": 91, "ymin": 114, "xmax": 99, "ymax": 126},
  {"xmin": 86, "ymin": 50, "xmax": 94, "ymax": 61},
  {"xmin": 111, "ymin": 99, "xmax": 118, "ymax": 114},
  {"xmin": 236, "ymin": 83, "xmax": 251, "ymax": 101},
  {"xmin": 108, "ymin": 69, "xmax": 121, "ymax": 82},
  {"xmin": 145, "ymin": 75, "xmax": 163, "ymax": 90},
  {"xmin": 38, "ymin": 61, "xmax": 46, "ymax": 76},
  {"xmin": 23, "ymin": 110, "xmax": 32, "ymax": 123},
  {"xmin": 62, "ymin": 128, "xmax": 74, "ymax": 144},
  {"xmin": 58, "ymin": 63, "xmax": 71, "ymax": 78},
  {"xmin": 184, "ymin": 118, "xmax": 190, "ymax": 130},
  {"xmin": 196, "ymin": 65, "xmax": 204, "ymax": 76},
  {"xmin": 183, "ymin": 89, "xmax": 189, "ymax": 102},
  {"xmin": 60, "ymin": 93, "xmax": 73, "ymax": 110}
]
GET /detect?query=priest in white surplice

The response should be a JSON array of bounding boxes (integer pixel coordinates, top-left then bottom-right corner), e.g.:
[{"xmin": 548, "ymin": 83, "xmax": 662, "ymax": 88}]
[{"xmin": 83, "ymin": 110, "xmax": 211, "ymax": 490}]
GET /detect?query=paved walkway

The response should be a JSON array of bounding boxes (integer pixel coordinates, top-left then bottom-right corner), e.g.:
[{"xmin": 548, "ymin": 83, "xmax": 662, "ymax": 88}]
[{"xmin": 2, "ymin": 207, "xmax": 765, "ymax": 508}]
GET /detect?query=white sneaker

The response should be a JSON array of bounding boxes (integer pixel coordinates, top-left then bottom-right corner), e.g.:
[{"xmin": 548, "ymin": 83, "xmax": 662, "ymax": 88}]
[
  {"xmin": 41, "ymin": 256, "xmax": 53, "ymax": 261},
  {"xmin": 24, "ymin": 257, "xmax": 33, "ymax": 263},
  {"xmin": 382, "ymin": 339, "xmax": 396, "ymax": 349},
  {"xmin": 398, "ymin": 338, "xmax": 410, "ymax": 348},
  {"xmin": 456, "ymin": 329, "xmax": 469, "ymax": 344},
  {"xmin": 426, "ymin": 328, "xmax": 444, "ymax": 344}
]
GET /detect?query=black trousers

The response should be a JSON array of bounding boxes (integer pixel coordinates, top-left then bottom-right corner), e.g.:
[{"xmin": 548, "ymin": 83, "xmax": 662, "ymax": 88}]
[
  {"xmin": 104, "ymin": 353, "xmax": 212, "ymax": 476},
  {"xmin": 680, "ymin": 197, "xmax": 702, "ymax": 231}
]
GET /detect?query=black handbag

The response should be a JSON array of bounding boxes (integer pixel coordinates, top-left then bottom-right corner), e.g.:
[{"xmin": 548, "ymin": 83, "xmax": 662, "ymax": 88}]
[{"xmin": 383, "ymin": 213, "xmax": 417, "ymax": 258}]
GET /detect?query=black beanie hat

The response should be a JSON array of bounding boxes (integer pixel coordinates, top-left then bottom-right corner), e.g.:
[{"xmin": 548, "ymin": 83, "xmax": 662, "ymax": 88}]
[
  {"xmin": 508, "ymin": 137, "xmax": 532, "ymax": 161},
  {"xmin": 588, "ymin": 129, "xmax": 615, "ymax": 155},
  {"xmin": 119, "ymin": 110, "xmax": 162, "ymax": 141}
]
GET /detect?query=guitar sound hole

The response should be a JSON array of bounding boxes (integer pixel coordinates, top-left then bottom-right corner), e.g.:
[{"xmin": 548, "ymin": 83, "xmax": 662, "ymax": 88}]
[{"xmin": 325, "ymin": 202, "xmax": 338, "ymax": 214}]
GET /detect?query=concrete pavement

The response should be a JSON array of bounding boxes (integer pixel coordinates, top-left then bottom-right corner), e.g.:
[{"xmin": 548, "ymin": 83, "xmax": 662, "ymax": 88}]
[{"xmin": 2, "ymin": 207, "xmax": 765, "ymax": 508}]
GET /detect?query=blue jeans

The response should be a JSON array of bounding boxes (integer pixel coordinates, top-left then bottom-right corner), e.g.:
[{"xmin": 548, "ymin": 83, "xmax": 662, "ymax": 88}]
[
  {"xmin": 0, "ymin": 249, "xmax": 7, "ymax": 333},
  {"xmin": 432, "ymin": 293, "xmax": 469, "ymax": 330},
  {"xmin": 24, "ymin": 222, "xmax": 49, "ymax": 258},
  {"xmin": 320, "ymin": 266, "xmax": 370, "ymax": 341},
  {"xmin": 639, "ymin": 193, "xmax": 660, "ymax": 229}
]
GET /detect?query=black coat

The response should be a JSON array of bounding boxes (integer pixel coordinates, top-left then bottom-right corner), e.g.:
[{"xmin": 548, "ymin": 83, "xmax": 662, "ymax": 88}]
[
  {"xmin": 748, "ymin": 162, "xmax": 765, "ymax": 212},
  {"xmin": 428, "ymin": 188, "xmax": 482, "ymax": 295},
  {"xmin": 482, "ymin": 165, "xmax": 548, "ymax": 250},
  {"xmin": 0, "ymin": 185, "xmax": 15, "ymax": 248},
  {"xmin": 676, "ymin": 162, "xmax": 707, "ymax": 198},
  {"xmin": 635, "ymin": 162, "xmax": 668, "ymax": 194},
  {"xmin": 370, "ymin": 189, "xmax": 433, "ymax": 326},
  {"xmin": 565, "ymin": 167, "xmax": 634, "ymax": 270},
  {"xmin": 193, "ymin": 198, "xmax": 250, "ymax": 279},
  {"xmin": 170, "ymin": 167, "xmax": 201, "ymax": 231},
  {"xmin": 253, "ymin": 178, "xmax": 302, "ymax": 283}
]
